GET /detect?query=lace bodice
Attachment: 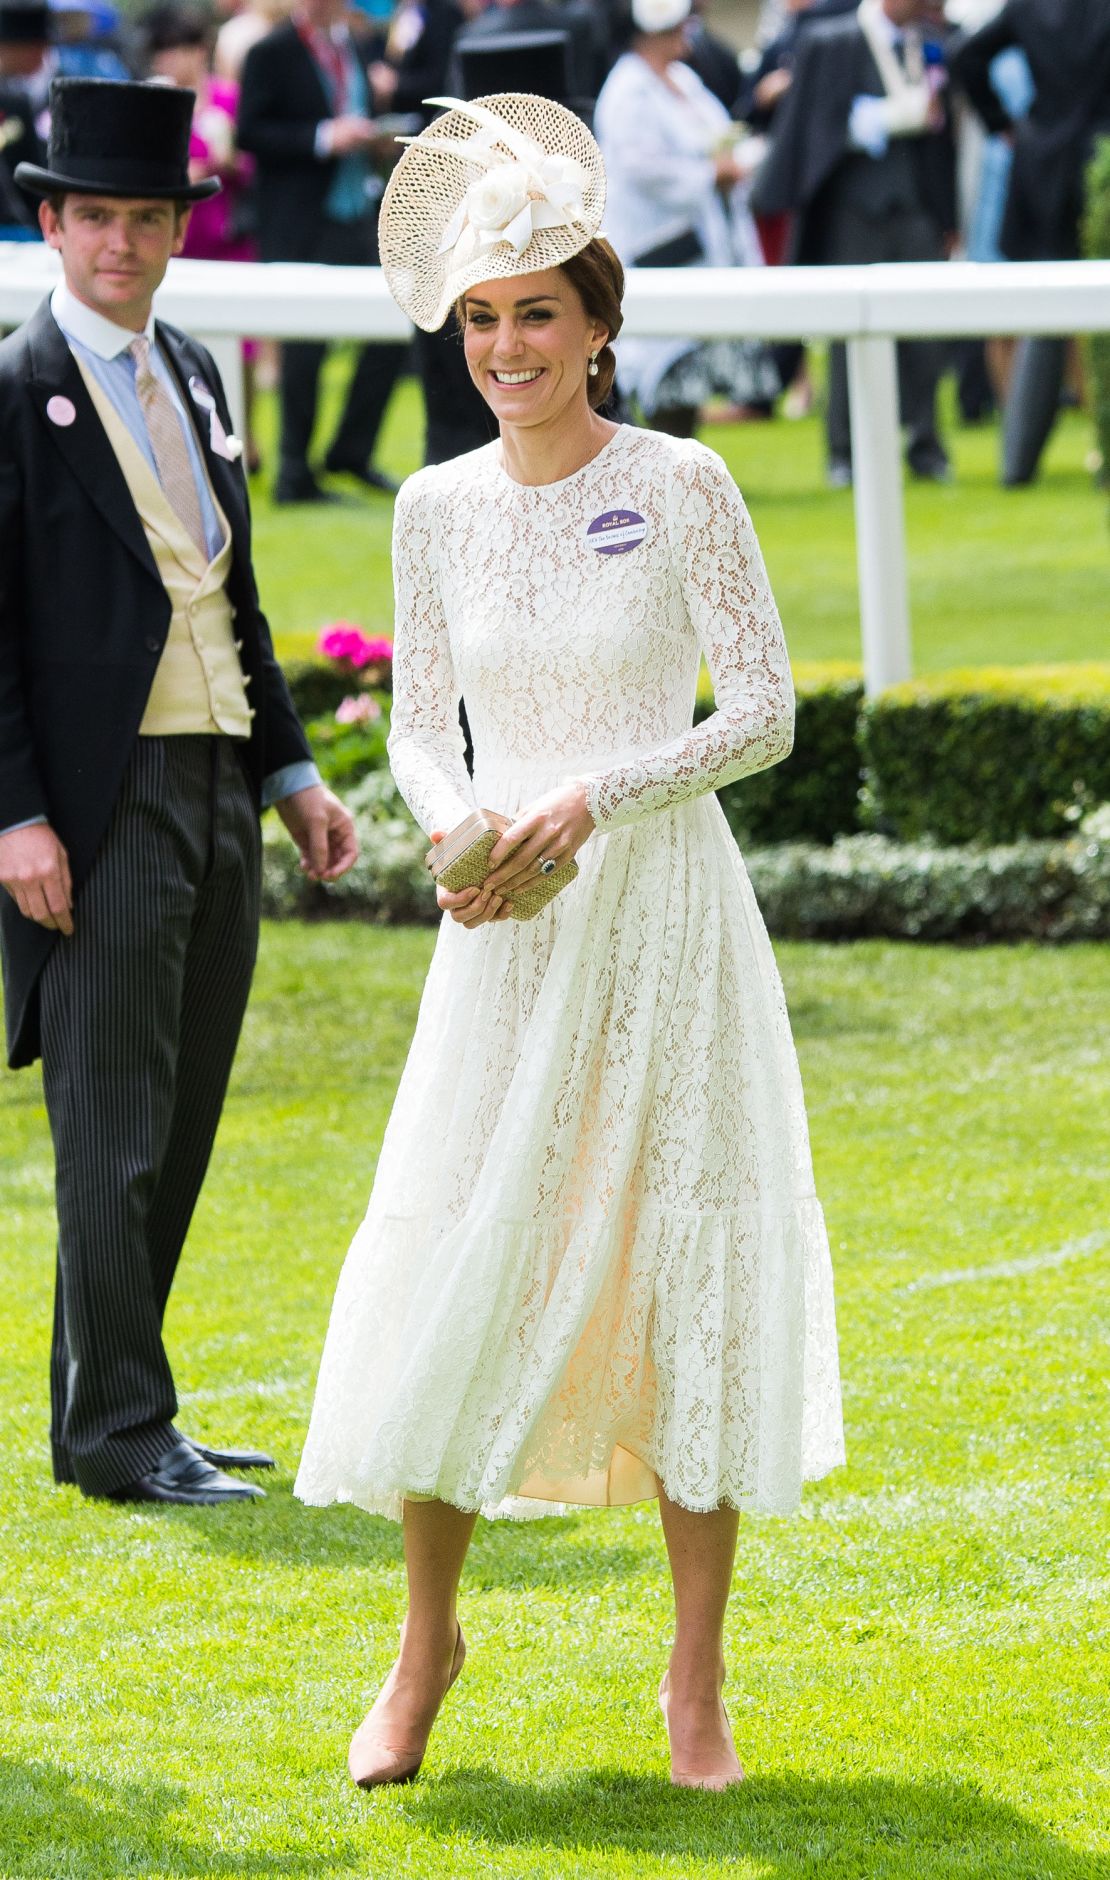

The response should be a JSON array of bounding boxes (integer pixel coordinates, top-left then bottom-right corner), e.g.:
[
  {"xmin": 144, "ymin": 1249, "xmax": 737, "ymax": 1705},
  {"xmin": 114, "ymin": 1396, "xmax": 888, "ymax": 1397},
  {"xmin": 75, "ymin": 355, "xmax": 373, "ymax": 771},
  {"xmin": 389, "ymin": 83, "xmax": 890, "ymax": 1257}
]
[{"xmin": 386, "ymin": 426, "xmax": 795, "ymax": 835}]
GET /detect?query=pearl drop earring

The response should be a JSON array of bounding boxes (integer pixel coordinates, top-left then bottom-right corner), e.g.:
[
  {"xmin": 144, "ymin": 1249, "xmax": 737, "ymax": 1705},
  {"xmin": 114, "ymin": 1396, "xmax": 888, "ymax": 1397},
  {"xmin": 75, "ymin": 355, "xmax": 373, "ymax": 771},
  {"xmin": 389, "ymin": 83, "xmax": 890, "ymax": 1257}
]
[{"xmin": 588, "ymin": 353, "xmax": 599, "ymax": 378}]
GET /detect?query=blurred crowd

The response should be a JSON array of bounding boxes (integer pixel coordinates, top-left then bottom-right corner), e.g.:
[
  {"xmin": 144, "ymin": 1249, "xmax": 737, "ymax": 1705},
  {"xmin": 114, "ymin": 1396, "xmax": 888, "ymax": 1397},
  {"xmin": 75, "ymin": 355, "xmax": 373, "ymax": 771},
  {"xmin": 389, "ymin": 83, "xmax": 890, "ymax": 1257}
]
[{"xmin": 2, "ymin": 0, "xmax": 1108, "ymax": 492}]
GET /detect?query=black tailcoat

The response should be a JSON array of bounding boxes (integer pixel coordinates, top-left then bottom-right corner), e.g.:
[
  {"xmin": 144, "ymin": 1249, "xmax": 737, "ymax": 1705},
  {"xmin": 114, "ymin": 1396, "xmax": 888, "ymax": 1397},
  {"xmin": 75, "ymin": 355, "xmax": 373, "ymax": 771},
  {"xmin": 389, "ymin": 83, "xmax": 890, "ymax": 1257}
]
[
  {"xmin": 750, "ymin": 16, "xmax": 956, "ymax": 261},
  {"xmin": 949, "ymin": 0, "xmax": 1110, "ymax": 260},
  {"xmin": 0, "ymin": 298, "xmax": 312, "ymax": 1069},
  {"xmin": 237, "ymin": 19, "xmax": 358, "ymax": 261}
]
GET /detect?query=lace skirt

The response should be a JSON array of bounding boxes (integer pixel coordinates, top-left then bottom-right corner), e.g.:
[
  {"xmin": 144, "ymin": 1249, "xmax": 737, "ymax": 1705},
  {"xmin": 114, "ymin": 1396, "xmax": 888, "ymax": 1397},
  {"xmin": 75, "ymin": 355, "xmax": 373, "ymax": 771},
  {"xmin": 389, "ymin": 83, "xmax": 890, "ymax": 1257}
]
[{"xmin": 295, "ymin": 769, "xmax": 844, "ymax": 1522}]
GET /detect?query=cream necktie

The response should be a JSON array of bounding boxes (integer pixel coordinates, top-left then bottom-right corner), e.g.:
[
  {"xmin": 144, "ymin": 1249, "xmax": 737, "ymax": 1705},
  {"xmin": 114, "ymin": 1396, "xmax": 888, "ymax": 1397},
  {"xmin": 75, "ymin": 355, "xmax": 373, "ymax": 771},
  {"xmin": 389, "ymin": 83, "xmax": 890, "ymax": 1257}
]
[{"xmin": 129, "ymin": 334, "xmax": 208, "ymax": 559}]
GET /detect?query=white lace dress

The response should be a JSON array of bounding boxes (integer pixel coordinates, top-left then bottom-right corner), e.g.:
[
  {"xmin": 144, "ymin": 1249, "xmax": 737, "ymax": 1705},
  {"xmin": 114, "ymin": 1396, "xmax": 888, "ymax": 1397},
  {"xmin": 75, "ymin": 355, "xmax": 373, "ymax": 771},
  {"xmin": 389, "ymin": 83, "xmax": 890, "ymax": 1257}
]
[{"xmin": 295, "ymin": 425, "xmax": 844, "ymax": 1522}]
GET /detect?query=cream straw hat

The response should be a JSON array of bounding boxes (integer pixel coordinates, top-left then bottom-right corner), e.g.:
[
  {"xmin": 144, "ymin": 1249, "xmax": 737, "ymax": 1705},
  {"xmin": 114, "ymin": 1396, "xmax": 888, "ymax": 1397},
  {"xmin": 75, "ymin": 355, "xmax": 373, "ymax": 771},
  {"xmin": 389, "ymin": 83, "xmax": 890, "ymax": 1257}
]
[
  {"xmin": 631, "ymin": 0, "xmax": 691, "ymax": 32},
  {"xmin": 378, "ymin": 93, "xmax": 607, "ymax": 333}
]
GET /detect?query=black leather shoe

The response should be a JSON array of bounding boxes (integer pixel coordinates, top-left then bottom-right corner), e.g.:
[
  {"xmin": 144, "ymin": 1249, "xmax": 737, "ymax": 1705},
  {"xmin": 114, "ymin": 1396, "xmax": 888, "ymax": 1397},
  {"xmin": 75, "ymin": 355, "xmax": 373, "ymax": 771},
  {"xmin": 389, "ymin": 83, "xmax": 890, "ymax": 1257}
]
[
  {"xmin": 187, "ymin": 1438, "xmax": 275, "ymax": 1472},
  {"xmin": 107, "ymin": 1440, "xmax": 264, "ymax": 1505},
  {"xmin": 273, "ymin": 475, "xmax": 345, "ymax": 506},
  {"xmin": 909, "ymin": 454, "xmax": 954, "ymax": 484},
  {"xmin": 323, "ymin": 458, "xmax": 400, "ymax": 495}
]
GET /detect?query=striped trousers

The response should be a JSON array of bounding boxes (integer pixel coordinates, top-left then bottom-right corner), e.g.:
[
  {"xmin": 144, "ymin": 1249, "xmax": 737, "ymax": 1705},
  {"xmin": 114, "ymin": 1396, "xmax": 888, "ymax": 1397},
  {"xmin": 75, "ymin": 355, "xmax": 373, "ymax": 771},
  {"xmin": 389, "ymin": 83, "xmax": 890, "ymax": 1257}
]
[{"xmin": 40, "ymin": 736, "xmax": 261, "ymax": 1496}]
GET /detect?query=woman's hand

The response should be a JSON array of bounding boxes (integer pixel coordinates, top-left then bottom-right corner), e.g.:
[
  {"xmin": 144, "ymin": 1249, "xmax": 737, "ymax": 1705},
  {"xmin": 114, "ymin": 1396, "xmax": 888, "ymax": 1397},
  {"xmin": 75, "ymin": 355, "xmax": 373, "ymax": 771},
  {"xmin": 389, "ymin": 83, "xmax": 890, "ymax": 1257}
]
[
  {"xmin": 482, "ymin": 782, "xmax": 596, "ymax": 901},
  {"xmin": 429, "ymin": 831, "xmax": 510, "ymax": 928}
]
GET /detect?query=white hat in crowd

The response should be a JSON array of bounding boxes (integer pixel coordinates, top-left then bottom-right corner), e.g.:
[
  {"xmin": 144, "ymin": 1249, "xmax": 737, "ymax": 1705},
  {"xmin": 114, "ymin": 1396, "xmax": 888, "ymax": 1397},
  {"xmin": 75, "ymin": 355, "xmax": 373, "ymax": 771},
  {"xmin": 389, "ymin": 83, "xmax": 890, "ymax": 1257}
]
[
  {"xmin": 378, "ymin": 93, "xmax": 607, "ymax": 332},
  {"xmin": 631, "ymin": 0, "xmax": 692, "ymax": 34}
]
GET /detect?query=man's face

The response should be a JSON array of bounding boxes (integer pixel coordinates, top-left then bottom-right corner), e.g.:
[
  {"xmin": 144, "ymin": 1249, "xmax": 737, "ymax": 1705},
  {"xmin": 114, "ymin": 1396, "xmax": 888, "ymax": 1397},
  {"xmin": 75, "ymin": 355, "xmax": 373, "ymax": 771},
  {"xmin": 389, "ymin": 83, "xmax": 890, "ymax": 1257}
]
[
  {"xmin": 38, "ymin": 196, "xmax": 189, "ymax": 329},
  {"xmin": 0, "ymin": 37, "xmax": 48, "ymax": 76},
  {"xmin": 882, "ymin": 0, "xmax": 927, "ymax": 24},
  {"xmin": 300, "ymin": 0, "xmax": 346, "ymax": 27}
]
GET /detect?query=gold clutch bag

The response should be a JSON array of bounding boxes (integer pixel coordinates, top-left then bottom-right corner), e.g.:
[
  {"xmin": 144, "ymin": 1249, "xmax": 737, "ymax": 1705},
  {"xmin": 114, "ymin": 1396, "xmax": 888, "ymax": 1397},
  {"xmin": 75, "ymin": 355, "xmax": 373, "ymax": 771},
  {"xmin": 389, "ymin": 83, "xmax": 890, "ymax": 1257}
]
[{"xmin": 425, "ymin": 809, "xmax": 578, "ymax": 921}]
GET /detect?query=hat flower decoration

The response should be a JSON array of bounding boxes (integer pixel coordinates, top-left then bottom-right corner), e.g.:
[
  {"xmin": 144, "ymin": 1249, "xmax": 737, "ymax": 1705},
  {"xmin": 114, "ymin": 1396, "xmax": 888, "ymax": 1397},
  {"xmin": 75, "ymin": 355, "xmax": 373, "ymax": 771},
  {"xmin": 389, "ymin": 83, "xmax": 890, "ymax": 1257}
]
[{"xmin": 379, "ymin": 93, "xmax": 606, "ymax": 332}]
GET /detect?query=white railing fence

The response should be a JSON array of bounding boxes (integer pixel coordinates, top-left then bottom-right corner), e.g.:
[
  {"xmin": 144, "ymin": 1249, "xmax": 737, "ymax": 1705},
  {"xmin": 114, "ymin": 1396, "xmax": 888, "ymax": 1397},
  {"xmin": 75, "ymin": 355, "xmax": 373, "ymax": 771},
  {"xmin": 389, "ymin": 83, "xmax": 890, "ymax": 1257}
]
[{"xmin": 4, "ymin": 247, "xmax": 1109, "ymax": 695}]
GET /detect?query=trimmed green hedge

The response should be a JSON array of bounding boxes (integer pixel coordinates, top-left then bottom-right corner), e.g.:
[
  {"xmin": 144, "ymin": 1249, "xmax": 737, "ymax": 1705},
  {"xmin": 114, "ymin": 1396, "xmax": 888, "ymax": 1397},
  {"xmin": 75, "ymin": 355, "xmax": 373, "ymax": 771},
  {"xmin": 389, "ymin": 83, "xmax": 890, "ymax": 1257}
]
[
  {"xmin": 747, "ymin": 826, "xmax": 1110, "ymax": 941},
  {"xmin": 284, "ymin": 658, "xmax": 353, "ymax": 721},
  {"xmin": 286, "ymin": 654, "xmax": 1110, "ymax": 847},
  {"xmin": 698, "ymin": 661, "xmax": 864, "ymax": 846},
  {"xmin": 262, "ymin": 781, "xmax": 1110, "ymax": 940},
  {"xmin": 1083, "ymin": 135, "xmax": 1110, "ymax": 491},
  {"xmin": 860, "ymin": 665, "xmax": 1110, "ymax": 845}
]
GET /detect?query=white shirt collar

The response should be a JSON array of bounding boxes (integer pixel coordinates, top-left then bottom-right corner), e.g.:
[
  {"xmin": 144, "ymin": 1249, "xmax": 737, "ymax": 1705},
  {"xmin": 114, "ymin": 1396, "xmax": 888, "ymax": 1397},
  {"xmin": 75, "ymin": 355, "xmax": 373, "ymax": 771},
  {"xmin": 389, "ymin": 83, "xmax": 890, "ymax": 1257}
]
[{"xmin": 50, "ymin": 280, "xmax": 156, "ymax": 361}]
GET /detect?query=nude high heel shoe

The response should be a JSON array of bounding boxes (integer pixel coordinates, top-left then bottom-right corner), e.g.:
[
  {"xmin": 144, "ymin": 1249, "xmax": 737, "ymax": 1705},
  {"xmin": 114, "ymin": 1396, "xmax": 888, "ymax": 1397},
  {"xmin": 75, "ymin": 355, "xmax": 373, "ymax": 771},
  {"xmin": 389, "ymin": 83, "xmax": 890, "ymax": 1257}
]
[
  {"xmin": 658, "ymin": 1671, "xmax": 744, "ymax": 1791},
  {"xmin": 348, "ymin": 1625, "xmax": 466, "ymax": 1789}
]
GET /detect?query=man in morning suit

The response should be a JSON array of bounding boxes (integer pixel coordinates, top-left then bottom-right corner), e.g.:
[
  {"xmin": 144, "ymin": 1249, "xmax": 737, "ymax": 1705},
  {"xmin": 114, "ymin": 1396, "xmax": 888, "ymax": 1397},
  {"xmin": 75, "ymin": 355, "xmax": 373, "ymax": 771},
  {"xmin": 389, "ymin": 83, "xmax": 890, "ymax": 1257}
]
[
  {"xmin": 0, "ymin": 77, "xmax": 358, "ymax": 1506},
  {"xmin": 752, "ymin": 0, "xmax": 956, "ymax": 485},
  {"xmin": 0, "ymin": 1, "xmax": 50, "ymax": 239},
  {"xmin": 237, "ymin": 0, "xmax": 408, "ymax": 505},
  {"xmin": 951, "ymin": 0, "xmax": 1110, "ymax": 484}
]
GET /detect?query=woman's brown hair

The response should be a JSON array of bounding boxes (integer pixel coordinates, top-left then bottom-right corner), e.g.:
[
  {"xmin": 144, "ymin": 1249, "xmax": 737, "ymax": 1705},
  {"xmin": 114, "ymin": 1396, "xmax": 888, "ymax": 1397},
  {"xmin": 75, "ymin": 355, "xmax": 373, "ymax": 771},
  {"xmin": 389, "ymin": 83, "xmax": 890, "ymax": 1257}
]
[
  {"xmin": 558, "ymin": 236, "xmax": 625, "ymax": 409},
  {"xmin": 453, "ymin": 237, "xmax": 625, "ymax": 410}
]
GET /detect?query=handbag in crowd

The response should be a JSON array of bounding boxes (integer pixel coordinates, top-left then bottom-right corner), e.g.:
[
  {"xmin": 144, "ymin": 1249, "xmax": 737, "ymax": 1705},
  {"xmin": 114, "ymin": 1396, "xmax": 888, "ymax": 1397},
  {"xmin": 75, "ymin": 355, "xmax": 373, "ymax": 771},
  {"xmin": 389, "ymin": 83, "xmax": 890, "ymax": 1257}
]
[
  {"xmin": 632, "ymin": 228, "xmax": 705, "ymax": 268},
  {"xmin": 426, "ymin": 809, "xmax": 578, "ymax": 921}
]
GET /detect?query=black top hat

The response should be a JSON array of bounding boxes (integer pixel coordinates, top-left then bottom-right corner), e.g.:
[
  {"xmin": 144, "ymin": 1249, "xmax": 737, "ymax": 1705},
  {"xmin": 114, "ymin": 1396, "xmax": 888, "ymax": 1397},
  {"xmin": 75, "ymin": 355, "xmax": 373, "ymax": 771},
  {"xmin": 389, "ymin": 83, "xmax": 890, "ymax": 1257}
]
[
  {"xmin": 15, "ymin": 77, "xmax": 220, "ymax": 201},
  {"xmin": 0, "ymin": 3, "xmax": 51, "ymax": 42},
  {"xmin": 458, "ymin": 32, "xmax": 572, "ymax": 106}
]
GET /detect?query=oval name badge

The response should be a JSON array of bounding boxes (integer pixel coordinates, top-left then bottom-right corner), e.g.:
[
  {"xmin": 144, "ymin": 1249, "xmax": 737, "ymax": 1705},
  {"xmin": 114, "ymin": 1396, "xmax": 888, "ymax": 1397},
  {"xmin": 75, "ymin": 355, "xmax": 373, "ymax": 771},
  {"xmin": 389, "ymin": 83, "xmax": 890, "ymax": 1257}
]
[
  {"xmin": 585, "ymin": 509, "xmax": 647, "ymax": 555},
  {"xmin": 46, "ymin": 394, "xmax": 77, "ymax": 427}
]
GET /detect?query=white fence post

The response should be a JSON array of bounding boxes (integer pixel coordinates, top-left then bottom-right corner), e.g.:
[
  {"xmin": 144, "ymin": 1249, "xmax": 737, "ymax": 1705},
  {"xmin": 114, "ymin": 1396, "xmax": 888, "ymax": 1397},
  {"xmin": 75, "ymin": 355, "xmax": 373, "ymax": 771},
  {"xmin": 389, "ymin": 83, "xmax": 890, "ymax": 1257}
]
[{"xmin": 847, "ymin": 334, "xmax": 913, "ymax": 697}]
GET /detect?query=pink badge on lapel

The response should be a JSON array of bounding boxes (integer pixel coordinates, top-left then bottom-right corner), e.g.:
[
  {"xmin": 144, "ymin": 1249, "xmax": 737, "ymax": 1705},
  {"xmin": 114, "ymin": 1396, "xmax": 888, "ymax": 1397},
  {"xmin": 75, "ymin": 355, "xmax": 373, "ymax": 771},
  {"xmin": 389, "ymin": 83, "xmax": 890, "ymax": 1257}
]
[{"xmin": 46, "ymin": 395, "xmax": 77, "ymax": 427}]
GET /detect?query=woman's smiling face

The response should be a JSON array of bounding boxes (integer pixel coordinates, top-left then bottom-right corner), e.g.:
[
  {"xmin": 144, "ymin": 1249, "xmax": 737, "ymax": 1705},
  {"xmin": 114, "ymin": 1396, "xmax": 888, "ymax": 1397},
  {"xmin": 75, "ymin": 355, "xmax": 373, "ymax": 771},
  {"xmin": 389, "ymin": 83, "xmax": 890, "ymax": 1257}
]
[{"xmin": 461, "ymin": 267, "xmax": 609, "ymax": 430}]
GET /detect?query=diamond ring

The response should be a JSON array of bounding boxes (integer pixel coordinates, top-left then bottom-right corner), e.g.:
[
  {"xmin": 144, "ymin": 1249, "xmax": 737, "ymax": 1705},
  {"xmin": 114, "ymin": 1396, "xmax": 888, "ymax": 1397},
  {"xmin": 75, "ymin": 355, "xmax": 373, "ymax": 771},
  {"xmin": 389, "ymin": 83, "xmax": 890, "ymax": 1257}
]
[{"xmin": 539, "ymin": 858, "xmax": 557, "ymax": 876}]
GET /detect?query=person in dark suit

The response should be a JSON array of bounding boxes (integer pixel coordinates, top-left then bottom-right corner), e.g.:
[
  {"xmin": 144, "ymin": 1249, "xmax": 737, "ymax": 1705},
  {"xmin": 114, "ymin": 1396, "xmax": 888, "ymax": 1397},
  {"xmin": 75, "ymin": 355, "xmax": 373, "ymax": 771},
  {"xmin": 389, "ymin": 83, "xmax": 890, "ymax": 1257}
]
[
  {"xmin": 368, "ymin": 0, "xmax": 462, "ymax": 117},
  {"xmin": 736, "ymin": 0, "xmax": 857, "ymax": 132},
  {"xmin": 951, "ymin": 0, "xmax": 1110, "ymax": 484},
  {"xmin": 683, "ymin": 0, "xmax": 744, "ymax": 113},
  {"xmin": 365, "ymin": 0, "xmax": 493, "ymax": 465},
  {"xmin": 237, "ymin": 0, "xmax": 409, "ymax": 503},
  {"xmin": 0, "ymin": 1, "xmax": 51, "ymax": 237},
  {"xmin": 752, "ymin": 0, "xmax": 956, "ymax": 483},
  {"xmin": 0, "ymin": 78, "xmax": 357, "ymax": 1505}
]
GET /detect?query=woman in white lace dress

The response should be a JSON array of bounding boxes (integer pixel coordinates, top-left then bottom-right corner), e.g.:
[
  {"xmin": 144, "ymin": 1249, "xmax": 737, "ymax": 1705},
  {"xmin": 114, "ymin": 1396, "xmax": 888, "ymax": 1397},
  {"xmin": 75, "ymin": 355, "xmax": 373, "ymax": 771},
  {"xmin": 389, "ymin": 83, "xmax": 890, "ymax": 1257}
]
[{"xmin": 296, "ymin": 94, "xmax": 843, "ymax": 1793}]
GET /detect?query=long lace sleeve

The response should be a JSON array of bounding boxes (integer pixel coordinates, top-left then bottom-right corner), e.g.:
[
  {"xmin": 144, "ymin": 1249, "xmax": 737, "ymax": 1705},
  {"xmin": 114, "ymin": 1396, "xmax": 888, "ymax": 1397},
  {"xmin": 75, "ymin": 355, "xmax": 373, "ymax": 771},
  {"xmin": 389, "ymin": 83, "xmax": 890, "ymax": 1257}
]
[
  {"xmin": 386, "ymin": 473, "xmax": 478, "ymax": 837},
  {"xmin": 580, "ymin": 444, "xmax": 795, "ymax": 834}
]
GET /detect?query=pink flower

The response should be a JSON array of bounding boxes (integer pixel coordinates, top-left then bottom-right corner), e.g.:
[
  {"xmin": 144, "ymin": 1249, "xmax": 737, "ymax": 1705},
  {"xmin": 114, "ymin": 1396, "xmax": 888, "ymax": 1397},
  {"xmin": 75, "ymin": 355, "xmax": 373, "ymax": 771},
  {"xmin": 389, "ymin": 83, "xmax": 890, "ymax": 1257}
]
[
  {"xmin": 317, "ymin": 623, "xmax": 395, "ymax": 673},
  {"xmin": 318, "ymin": 623, "xmax": 367, "ymax": 665},
  {"xmin": 336, "ymin": 693, "xmax": 382, "ymax": 725}
]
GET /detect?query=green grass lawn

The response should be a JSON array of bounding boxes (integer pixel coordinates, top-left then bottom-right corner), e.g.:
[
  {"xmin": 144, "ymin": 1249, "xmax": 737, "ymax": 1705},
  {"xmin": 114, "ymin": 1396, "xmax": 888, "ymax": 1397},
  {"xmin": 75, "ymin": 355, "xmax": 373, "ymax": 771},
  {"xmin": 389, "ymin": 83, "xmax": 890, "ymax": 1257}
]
[
  {"xmin": 1, "ymin": 927, "xmax": 1107, "ymax": 1878},
  {"xmin": 249, "ymin": 357, "xmax": 1109, "ymax": 673}
]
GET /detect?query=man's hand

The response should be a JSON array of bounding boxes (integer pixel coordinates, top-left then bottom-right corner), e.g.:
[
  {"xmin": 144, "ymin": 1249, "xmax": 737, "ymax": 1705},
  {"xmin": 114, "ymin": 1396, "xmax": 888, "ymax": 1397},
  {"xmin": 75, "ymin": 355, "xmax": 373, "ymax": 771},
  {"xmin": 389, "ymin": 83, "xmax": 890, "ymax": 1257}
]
[
  {"xmin": 369, "ymin": 59, "xmax": 398, "ymax": 108},
  {"xmin": 0, "ymin": 823, "xmax": 74, "ymax": 934},
  {"xmin": 276, "ymin": 785, "xmax": 359, "ymax": 882},
  {"xmin": 326, "ymin": 113, "xmax": 379, "ymax": 155},
  {"xmin": 754, "ymin": 67, "xmax": 792, "ymax": 113}
]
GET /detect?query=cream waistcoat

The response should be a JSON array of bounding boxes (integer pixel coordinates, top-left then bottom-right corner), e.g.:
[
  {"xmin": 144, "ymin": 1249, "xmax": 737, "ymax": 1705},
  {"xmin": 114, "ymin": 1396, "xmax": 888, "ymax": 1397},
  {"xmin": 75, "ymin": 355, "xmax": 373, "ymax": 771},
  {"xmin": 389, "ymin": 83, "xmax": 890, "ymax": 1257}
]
[{"xmin": 76, "ymin": 358, "xmax": 253, "ymax": 739}]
